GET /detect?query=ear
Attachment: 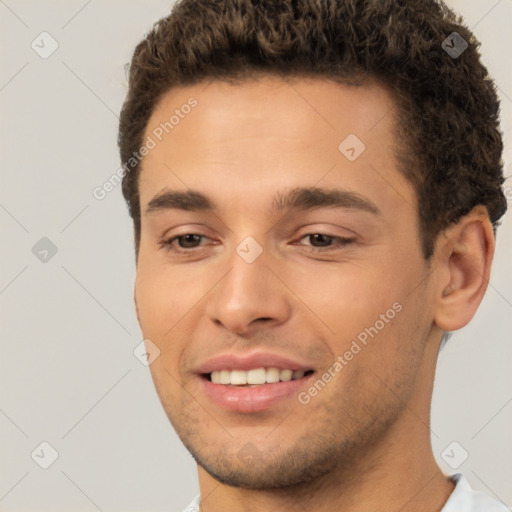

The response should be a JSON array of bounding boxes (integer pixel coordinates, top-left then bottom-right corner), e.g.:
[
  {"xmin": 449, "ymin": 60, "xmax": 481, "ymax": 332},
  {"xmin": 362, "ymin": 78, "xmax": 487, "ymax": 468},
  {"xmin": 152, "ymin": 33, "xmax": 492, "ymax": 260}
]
[{"xmin": 433, "ymin": 205, "xmax": 495, "ymax": 332}]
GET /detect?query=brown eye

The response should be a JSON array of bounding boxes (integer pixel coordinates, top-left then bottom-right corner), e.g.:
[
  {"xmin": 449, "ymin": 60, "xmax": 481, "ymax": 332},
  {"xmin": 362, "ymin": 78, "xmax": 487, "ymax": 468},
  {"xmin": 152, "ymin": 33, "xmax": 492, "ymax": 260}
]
[
  {"xmin": 307, "ymin": 234, "xmax": 335, "ymax": 247},
  {"xmin": 297, "ymin": 234, "xmax": 355, "ymax": 251},
  {"xmin": 162, "ymin": 234, "xmax": 208, "ymax": 252},
  {"xmin": 175, "ymin": 234, "xmax": 203, "ymax": 248}
]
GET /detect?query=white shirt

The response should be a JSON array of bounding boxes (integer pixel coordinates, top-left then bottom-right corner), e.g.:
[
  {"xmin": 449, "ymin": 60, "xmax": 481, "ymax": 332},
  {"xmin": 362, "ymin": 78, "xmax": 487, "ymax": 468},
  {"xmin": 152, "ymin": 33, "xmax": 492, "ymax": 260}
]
[
  {"xmin": 181, "ymin": 473, "xmax": 510, "ymax": 511},
  {"xmin": 442, "ymin": 474, "xmax": 510, "ymax": 511}
]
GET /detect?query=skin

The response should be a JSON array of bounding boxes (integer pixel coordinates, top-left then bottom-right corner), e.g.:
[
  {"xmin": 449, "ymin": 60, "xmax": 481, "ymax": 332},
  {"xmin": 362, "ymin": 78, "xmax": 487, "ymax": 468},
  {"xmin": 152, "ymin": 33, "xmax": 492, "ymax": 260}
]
[{"xmin": 133, "ymin": 76, "xmax": 494, "ymax": 511}]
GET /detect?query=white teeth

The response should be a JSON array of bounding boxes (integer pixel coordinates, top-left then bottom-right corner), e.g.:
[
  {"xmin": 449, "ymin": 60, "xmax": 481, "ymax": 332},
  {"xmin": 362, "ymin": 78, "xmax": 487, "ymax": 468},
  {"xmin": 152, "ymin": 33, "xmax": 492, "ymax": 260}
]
[
  {"xmin": 230, "ymin": 370, "xmax": 247, "ymax": 385},
  {"xmin": 209, "ymin": 368, "xmax": 309, "ymax": 385},
  {"xmin": 279, "ymin": 369, "xmax": 293, "ymax": 382},
  {"xmin": 266, "ymin": 367, "xmax": 280, "ymax": 383},
  {"xmin": 219, "ymin": 370, "xmax": 231, "ymax": 385},
  {"xmin": 247, "ymin": 368, "xmax": 266, "ymax": 385}
]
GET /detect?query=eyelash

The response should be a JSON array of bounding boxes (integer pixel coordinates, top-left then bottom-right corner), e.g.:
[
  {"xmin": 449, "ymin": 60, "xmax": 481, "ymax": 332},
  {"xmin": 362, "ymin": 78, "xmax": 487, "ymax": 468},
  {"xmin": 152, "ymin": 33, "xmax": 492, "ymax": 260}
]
[{"xmin": 160, "ymin": 233, "xmax": 355, "ymax": 254}]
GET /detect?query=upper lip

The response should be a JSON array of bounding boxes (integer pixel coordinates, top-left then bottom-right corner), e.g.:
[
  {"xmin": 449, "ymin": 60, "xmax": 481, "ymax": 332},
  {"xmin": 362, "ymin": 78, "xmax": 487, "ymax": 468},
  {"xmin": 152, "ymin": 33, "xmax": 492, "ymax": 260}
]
[{"xmin": 194, "ymin": 351, "xmax": 314, "ymax": 374}]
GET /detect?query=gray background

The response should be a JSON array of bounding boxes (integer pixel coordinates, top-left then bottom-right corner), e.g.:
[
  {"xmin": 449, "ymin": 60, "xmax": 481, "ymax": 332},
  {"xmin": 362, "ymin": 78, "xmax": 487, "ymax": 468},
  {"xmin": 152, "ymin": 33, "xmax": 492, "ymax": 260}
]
[{"xmin": 0, "ymin": 1, "xmax": 511, "ymax": 511}]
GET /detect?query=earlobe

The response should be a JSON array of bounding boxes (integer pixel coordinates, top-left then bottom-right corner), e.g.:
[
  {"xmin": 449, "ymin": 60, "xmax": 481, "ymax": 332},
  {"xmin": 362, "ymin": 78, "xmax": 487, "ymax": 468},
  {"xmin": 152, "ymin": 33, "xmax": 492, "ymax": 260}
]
[{"xmin": 433, "ymin": 206, "xmax": 495, "ymax": 332}]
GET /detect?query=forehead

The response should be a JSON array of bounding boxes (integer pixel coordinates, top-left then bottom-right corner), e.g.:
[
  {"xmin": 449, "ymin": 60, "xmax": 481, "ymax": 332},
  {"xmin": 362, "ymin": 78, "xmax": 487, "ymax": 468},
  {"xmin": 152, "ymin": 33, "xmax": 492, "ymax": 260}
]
[
  {"xmin": 138, "ymin": 76, "xmax": 413, "ymax": 217},
  {"xmin": 144, "ymin": 76, "xmax": 396, "ymax": 151}
]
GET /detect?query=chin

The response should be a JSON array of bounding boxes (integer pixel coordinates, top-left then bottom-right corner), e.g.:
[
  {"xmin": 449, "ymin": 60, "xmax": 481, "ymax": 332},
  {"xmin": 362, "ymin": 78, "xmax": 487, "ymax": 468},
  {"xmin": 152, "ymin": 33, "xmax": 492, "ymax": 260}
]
[{"xmin": 186, "ymin": 436, "xmax": 339, "ymax": 490}]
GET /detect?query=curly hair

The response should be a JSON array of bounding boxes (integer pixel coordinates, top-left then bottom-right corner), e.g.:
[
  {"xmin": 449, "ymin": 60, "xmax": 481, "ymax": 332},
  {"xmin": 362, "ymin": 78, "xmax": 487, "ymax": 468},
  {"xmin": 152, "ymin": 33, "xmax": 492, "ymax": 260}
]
[{"xmin": 118, "ymin": 0, "xmax": 507, "ymax": 259}]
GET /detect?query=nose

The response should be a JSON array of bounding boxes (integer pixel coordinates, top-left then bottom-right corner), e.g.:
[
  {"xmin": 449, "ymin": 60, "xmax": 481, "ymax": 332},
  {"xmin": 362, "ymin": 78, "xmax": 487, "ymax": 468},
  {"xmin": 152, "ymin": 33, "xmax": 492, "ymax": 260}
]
[{"xmin": 205, "ymin": 246, "xmax": 292, "ymax": 336}]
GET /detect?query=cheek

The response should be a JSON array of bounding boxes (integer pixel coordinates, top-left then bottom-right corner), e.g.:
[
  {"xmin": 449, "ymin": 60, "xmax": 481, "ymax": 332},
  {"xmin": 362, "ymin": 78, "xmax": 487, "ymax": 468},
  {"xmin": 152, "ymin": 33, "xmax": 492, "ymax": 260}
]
[
  {"xmin": 134, "ymin": 256, "xmax": 229, "ymax": 371},
  {"xmin": 134, "ymin": 262, "xmax": 193, "ymax": 366},
  {"xmin": 135, "ymin": 257, "xmax": 200, "ymax": 330},
  {"xmin": 295, "ymin": 253, "xmax": 429, "ymax": 375},
  {"xmin": 344, "ymin": 272, "xmax": 432, "ymax": 402},
  {"xmin": 286, "ymin": 258, "xmax": 409, "ymax": 342},
  {"xmin": 134, "ymin": 265, "xmax": 197, "ymax": 407}
]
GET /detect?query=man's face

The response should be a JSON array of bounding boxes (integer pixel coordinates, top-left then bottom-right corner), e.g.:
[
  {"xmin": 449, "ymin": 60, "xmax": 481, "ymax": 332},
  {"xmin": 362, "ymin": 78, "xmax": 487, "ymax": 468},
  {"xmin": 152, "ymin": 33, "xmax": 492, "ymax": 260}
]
[{"xmin": 135, "ymin": 77, "xmax": 439, "ymax": 488}]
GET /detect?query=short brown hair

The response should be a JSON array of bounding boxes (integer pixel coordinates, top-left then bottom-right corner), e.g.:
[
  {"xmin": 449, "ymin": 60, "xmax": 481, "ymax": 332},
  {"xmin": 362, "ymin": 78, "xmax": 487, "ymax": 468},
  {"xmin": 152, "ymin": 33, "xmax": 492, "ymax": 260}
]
[{"xmin": 118, "ymin": 0, "xmax": 507, "ymax": 258}]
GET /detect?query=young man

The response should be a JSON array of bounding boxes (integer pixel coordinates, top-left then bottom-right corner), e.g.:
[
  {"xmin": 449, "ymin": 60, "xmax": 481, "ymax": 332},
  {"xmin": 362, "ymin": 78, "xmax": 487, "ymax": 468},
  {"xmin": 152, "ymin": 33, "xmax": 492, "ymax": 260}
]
[{"xmin": 118, "ymin": 1, "xmax": 509, "ymax": 510}]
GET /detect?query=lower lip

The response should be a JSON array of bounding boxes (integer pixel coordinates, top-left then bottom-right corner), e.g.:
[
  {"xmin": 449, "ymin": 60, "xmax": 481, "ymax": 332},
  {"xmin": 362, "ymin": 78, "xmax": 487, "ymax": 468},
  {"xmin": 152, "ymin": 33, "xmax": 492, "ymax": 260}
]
[{"xmin": 199, "ymin": 374, "xmax": 314, "ymax": 413}]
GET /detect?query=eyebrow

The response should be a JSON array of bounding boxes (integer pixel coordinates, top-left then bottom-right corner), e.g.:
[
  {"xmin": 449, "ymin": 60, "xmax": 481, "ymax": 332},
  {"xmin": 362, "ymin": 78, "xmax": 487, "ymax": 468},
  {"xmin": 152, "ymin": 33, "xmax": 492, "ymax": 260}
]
[{"xmin": 145, "ymin": 187, "xmax": 380, "ymax": 216}]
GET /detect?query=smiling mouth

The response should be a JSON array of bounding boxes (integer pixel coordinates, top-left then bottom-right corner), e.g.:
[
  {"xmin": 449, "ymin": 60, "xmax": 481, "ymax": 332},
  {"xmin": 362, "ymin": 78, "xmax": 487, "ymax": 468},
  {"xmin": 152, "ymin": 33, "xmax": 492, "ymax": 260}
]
[{"xmin": 203, "ymin": 367, "xmax": 315, "ymax": 386}]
